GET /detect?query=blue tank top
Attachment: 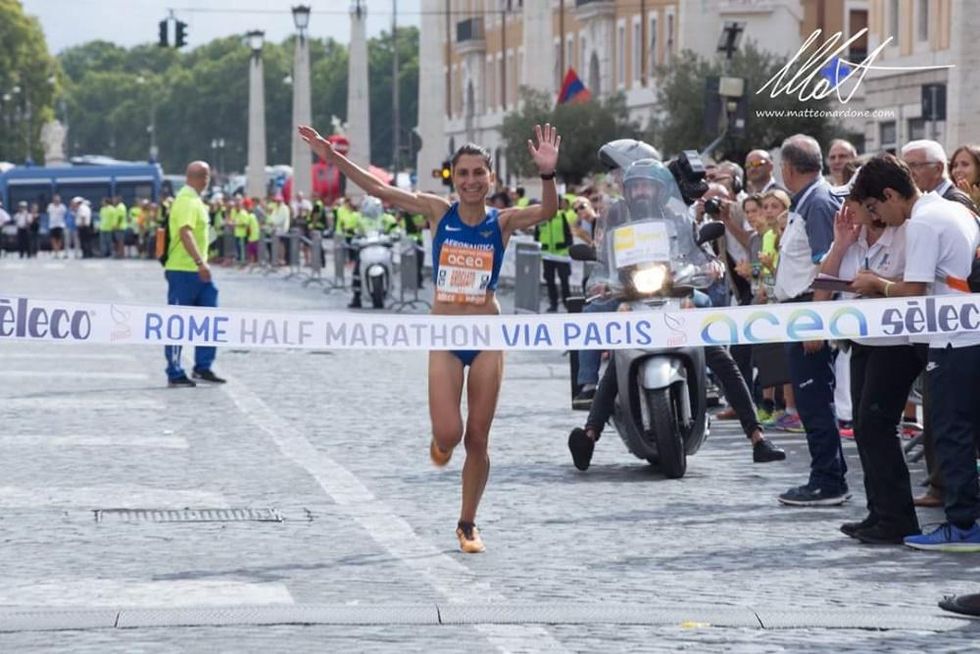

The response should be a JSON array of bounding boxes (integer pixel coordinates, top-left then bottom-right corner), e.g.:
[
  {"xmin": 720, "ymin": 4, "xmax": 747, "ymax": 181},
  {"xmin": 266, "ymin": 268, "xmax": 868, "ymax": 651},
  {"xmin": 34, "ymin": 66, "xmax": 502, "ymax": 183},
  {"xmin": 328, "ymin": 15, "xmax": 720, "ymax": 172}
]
[{"xmin": 431, "ymin": 203, "xmax": 505, "ymax": 303}]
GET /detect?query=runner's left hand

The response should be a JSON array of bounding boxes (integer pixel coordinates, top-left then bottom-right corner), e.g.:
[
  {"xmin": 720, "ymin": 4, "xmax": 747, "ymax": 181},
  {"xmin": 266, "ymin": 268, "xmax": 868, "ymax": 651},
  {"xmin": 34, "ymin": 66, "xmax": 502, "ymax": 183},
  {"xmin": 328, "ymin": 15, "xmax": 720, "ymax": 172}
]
[{"xmin": 528, "ymin": 123, "xmax": 561, "ymax": 176}]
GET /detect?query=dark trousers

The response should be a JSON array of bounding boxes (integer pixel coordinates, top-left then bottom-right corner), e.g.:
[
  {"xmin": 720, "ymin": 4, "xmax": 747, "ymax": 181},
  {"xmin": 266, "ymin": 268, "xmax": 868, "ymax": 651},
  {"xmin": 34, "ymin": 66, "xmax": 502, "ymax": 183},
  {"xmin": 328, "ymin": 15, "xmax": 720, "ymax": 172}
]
[
  {"xmin": 849, "ymin": 343, "xmax": 923, "ymax": 532},
  {"xmin": 706, "ymin": 345, "xmax": 761, "ymax": 438},
  {"xmin": 16, "ymin": 228, "xmax": 29, "ymax": 258},
  {"xmin": 164, "ymin": 271, "xmax": 218, "ymax": 380},
  {"xmin": 786, "ymin": 341, "xmax": 846, "ymax": 492},
  {"xmin": 349, "ymin": 242, "xmax": 362, "ymax": 299},
  {"xmin": 927, "ymin": 344, "xmax": 980, "ymax": 528},
  {"xmin": 542, "ymin": 259, "xmax": 571, "ymax": 310},
  {"xmin": 587, "ymin": 346, "xmax": 760, "ymax": 440},
  {"xmin": 586, "ymin": 357, "xmax": 618, "ymax": 437},
  {"xmin": 730, "ymin": 344, "xmax": 754, "ymax": 401}
]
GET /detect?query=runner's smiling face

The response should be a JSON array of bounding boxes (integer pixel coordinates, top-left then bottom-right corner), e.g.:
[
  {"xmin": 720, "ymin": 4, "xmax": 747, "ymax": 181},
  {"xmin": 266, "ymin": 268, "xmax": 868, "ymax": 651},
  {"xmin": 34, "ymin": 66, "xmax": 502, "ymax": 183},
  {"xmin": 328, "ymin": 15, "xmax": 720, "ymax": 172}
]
[{"xmin": 452, "ymin": 154, "xmax": 494, "ymax": 205}]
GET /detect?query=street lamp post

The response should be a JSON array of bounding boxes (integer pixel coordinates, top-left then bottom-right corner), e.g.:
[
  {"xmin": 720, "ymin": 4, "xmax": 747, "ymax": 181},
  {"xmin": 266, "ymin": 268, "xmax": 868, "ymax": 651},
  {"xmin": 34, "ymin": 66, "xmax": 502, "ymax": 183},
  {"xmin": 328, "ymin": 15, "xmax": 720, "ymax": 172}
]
[
  {"xmin": 289, "ymin": 5, "xmax": 313, "ymax": 202},
  {"xmin": 245, "ymin": 30, "xmax": 268, "ymax": 199},
  {"xmin": 136, "ymin": 75, "xmax": 158, "ymax": 162}
]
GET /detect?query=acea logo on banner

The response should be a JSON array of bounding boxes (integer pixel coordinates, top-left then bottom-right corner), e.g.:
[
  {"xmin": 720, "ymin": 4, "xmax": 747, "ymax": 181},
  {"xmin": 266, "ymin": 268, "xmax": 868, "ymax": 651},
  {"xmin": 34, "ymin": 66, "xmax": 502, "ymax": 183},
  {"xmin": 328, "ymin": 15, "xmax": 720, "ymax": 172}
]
[{"xmin": 699, "ymin": 306, "xmax": 869, "ymax": 344}]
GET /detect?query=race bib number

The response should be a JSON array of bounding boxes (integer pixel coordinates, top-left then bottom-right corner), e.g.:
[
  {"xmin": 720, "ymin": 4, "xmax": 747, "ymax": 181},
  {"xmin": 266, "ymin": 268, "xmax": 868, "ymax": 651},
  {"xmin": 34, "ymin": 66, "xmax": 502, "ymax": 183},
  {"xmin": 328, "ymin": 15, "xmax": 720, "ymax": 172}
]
[
  {"xmin": 436, "ymin": 243, "xmax": 493, "ymax": 305},
  {"xmin": 613, "ymin": 222, "xmax": 670, "ymax": 268}
]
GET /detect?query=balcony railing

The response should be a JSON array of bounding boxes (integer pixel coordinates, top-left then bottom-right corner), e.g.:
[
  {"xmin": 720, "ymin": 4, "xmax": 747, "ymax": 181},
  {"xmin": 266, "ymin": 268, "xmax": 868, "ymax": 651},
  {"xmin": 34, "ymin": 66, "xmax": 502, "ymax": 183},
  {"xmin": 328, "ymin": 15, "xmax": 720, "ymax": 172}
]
[
  {"xmin": 456, "ymin": 17, "xmax": 485, "ymax": 44},
  {"xmin": 574, "ymin": 0, "xmax": 615, "ymax": 19}
]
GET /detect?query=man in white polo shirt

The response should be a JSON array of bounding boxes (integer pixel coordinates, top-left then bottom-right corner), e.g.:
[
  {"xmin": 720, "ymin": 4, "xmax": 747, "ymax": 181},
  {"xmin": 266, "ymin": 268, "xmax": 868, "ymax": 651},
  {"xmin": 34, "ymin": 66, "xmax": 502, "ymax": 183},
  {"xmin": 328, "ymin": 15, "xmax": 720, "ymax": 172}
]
[
  {"xmin": 774, "ymin": 135, "xmax": 847, "ymax": 508},
  {"xmin": 851, "ymin": 153, "xmax": 980, "ymax": 552}
]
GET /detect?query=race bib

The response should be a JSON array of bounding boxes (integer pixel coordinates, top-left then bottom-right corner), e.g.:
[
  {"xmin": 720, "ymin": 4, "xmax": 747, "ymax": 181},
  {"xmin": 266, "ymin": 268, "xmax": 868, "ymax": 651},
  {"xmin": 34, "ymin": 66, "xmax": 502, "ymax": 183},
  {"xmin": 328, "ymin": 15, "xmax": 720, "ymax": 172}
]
[
  {"xmin": 613, "ymin": 222, "xmax": 670, "ymax": 269},
  {"xmin": 436, "ymin": 242, "xmax": 493, "ymax": 305}
]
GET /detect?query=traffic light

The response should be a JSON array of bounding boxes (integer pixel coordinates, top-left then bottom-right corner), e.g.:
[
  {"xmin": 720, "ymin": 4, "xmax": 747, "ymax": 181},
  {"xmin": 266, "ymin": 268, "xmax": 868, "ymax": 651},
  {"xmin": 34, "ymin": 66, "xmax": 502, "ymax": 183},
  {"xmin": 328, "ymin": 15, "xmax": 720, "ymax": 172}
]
[
  {"xmin": 175, "ymin": 21, "xmax": 188, "ymax": 48},
  {"xmin": 440, "ymin": 161, "xmax": 452, "ymax": 188},
  {"xmin": 158, "ymin": 20, "xmax": 168, "ymax": 47}
]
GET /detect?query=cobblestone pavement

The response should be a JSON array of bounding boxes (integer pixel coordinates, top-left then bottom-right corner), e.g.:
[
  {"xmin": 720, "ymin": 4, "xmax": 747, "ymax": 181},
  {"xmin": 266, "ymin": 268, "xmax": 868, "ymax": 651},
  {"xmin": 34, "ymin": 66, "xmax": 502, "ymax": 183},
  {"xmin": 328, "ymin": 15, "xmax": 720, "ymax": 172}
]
[{"xmin": 1, "ymin": 258, "xmax": 978, "ymax": 652}]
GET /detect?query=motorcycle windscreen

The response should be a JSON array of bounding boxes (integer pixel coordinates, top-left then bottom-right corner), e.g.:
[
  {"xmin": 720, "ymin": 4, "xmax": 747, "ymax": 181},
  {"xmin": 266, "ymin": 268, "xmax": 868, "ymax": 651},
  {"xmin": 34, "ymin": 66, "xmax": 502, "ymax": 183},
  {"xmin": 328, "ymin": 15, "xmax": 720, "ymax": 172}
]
[{"xmin": 592, "ymin": 173, "xmax": 716, "ymax": 293}]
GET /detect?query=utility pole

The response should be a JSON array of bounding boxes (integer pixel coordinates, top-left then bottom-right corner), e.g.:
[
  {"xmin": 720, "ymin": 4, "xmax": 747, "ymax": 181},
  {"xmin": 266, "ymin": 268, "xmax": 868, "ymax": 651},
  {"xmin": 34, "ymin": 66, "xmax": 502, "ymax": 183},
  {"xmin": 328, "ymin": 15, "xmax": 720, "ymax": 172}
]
[
  {"xmin": 392, "ymin": 0, "xmax": 401, "ymax": 173},
  {"xmin": 559, "ymin": 0, "xmax": 565, "ymax": 77}
]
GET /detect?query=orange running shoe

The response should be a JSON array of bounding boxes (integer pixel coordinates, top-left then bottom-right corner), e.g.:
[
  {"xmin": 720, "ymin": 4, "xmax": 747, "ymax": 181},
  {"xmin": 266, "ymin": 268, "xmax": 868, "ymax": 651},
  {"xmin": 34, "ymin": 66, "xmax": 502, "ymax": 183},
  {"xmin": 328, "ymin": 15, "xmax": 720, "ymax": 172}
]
[
  {"xmin": 430, "ymin": 439, "xmax": 452, "ymax": 467},
  {"xmin": 456, "ymin": 522, "xmax": 486, "ymax": 554}
]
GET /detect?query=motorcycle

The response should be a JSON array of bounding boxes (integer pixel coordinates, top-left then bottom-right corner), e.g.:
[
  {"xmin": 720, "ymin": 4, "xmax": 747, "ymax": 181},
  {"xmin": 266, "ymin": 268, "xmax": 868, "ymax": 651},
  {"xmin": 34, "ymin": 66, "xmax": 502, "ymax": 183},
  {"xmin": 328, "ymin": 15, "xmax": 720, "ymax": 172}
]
[
  {"xmin": 352, "ymin": 230, "xmax": 395, "ymax": 309},
  {"xmin": 569, "ymin": 159, "xmax": 725, "ymax": 479},
  {"xmin": 351, "ymin": 197, "xmax": 398, "ymax": 309}
]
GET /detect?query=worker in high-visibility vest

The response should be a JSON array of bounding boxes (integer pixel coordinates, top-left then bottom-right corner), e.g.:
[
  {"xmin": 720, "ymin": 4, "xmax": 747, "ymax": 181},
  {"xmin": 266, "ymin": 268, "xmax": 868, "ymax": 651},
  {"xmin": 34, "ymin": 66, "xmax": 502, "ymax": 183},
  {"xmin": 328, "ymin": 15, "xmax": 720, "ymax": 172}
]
[{"xmin": 534, "ymin": 195, "xmax": 576, "ymax": 312}]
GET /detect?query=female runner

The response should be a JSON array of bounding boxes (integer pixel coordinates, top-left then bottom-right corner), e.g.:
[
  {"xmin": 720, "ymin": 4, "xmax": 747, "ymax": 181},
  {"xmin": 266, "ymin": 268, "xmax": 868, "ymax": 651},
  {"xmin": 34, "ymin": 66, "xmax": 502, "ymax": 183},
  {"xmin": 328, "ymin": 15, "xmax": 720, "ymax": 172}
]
[{"xmin": 299, "ymin": 123, "xmax": 561, "ymax": 553}]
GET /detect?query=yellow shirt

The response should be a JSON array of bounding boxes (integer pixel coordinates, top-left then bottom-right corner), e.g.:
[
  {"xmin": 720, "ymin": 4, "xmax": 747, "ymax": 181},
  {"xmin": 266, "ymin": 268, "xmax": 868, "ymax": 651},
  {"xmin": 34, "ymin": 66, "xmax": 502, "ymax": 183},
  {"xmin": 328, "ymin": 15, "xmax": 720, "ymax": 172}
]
[{"xmin": 165, "ymin": 186, "xmax": 209, "ymax": 272}]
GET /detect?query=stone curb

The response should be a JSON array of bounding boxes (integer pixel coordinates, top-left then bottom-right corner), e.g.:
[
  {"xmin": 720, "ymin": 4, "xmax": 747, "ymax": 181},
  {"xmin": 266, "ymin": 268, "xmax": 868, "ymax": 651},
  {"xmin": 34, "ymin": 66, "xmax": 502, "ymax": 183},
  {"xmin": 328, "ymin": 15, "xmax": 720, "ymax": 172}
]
[{"xmin": 0, "ymin": 604, "xmax": 976, "ymax": 633}]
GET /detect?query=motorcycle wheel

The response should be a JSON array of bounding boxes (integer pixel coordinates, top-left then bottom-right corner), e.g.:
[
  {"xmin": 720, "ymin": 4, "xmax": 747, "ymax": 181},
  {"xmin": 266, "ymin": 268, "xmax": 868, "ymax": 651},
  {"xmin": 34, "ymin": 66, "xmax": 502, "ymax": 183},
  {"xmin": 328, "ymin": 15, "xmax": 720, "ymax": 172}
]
[
  {"xmin": 370, "ymin": 278, "xmax": 385, "ymax": 309},
  {"xmin": 645, "ymin": 386, "xmax": 687, "ymax": 479}
]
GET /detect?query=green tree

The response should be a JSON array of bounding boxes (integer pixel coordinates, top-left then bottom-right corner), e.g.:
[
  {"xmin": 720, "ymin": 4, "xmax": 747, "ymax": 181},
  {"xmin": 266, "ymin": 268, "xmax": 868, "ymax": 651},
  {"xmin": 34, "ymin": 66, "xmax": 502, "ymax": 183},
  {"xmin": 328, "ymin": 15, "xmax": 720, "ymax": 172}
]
[
  {"xmin": 367, "ymin": 26, "xmax": 420, "ymax": 170},
  {"xmin": 55, "ymin": 27, "xmax": 420, "ymax": 176},
  {"xmin": 0, "ymin": 0, "xmax": 59, "ymax": 163},
  {"xmin": 649, "ymin": 41, "xmax": 851, "ymax": 162},
  {"xmin": 500, "ymin": 88, "xmax": 640, "ymax": 185}
]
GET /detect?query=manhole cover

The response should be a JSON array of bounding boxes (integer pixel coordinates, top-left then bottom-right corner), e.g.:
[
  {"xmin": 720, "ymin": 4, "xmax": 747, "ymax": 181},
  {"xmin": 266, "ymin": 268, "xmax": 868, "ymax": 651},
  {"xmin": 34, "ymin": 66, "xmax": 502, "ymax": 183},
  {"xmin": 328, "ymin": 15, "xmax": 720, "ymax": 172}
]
[{"xmin": 94, "ymin": 508, "xmax": 283, "ymax": 523}]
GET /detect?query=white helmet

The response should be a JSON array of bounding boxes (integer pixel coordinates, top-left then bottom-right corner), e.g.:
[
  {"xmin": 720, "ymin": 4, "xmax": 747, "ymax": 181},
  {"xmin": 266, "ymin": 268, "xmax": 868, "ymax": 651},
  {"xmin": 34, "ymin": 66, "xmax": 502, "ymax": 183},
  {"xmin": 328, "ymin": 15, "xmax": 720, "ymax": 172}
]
[{"xmin": 360, "ymin": 196, "xmax": 383, "ymax": 220}]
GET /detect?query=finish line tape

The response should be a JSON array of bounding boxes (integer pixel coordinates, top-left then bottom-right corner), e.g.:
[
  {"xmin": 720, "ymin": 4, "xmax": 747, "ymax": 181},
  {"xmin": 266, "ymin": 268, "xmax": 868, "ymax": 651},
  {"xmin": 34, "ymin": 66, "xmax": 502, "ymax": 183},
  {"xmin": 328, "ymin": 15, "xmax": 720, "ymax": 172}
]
[{"xmin": 1, "ymin": 294, "xmax": 978, "ymax": 351}]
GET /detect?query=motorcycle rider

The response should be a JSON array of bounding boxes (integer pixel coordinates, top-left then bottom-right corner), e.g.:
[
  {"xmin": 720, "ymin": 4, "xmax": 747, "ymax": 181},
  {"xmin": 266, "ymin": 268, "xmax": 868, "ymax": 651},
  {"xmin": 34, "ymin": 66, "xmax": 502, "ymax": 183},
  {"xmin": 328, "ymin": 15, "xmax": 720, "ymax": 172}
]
[
  {"xmin": 567, "ymin": 155, "xmax": 786, "ymax": 471},
  {"xmin": 346, "ymin": 196, "xmax": 389, "ymax": 308}
]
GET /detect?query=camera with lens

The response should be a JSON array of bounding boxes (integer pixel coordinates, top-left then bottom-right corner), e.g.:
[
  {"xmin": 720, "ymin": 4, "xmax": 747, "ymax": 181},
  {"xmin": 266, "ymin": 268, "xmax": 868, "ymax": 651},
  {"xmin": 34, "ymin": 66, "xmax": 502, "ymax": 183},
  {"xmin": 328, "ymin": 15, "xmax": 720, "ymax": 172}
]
[
  {"xmin": 703, "ymin": 197, "xmax": 722, "ymax": 217},
  {"xmin": 667, "ymin": 150, "xmax": 710, "ymax": 206}
]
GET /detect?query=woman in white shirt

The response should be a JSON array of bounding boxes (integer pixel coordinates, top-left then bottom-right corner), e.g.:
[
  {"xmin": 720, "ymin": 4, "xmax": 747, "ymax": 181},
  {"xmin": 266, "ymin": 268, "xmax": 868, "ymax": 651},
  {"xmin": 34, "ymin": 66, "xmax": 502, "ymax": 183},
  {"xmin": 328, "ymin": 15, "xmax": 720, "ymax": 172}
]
[{"xmin": 820, "ymin": 201, "xmax": 922, "ymax": 545}]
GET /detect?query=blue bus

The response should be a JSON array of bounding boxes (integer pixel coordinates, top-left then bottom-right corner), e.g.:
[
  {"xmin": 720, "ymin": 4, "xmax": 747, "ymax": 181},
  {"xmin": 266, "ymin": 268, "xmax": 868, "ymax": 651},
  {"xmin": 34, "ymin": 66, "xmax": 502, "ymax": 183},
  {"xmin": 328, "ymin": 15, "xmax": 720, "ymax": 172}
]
[{"xmin": 0, "ymin": 164, "xmax": 164, "ymax": 215}]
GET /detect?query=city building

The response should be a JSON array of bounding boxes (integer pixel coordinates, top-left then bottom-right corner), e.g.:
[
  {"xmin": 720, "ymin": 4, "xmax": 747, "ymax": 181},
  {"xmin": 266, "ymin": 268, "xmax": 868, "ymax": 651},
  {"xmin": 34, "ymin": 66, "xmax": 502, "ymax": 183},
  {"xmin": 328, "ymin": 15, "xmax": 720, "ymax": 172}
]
[{"xmin": 415, "ymin": 0, "xmax": 978, "ymax": 191}]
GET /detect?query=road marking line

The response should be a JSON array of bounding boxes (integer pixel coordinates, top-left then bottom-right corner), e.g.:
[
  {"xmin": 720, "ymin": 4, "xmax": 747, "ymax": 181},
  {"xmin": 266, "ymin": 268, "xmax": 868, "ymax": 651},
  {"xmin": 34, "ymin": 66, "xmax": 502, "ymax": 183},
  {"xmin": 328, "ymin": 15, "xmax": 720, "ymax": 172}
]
[
  {"xmin": 0, "ymin": 579, "xmax": 293, "ymax": 608},
  {"xmin": 0, "ymin": 352, "xmax": 139, "ymax": 362},
  {"xmin": 0, "ymin": 485, "xmax": 225, "ymax": 509},
  {"xmin": 221, "ymin": 379, "xmax": 567, "ymax": 653},
  {"xmin": 0, "ymin": 370, "xmax": 149, "ymax": 380},
  {"xmin": 1, "ymin": 398, "xmax": 165, "ymax": 411},
  {"xmin": 0, "ymin": 434, "xmax": 188, "ymax": 449}
]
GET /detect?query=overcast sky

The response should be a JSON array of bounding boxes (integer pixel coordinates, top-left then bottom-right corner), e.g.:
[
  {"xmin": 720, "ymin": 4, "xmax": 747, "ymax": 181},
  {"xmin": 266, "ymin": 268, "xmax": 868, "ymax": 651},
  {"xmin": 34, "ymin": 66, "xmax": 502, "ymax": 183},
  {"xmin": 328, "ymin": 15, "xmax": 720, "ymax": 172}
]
[{"xmin": 23, "ymin": 0, "xmax": 422, "ymax": 54}]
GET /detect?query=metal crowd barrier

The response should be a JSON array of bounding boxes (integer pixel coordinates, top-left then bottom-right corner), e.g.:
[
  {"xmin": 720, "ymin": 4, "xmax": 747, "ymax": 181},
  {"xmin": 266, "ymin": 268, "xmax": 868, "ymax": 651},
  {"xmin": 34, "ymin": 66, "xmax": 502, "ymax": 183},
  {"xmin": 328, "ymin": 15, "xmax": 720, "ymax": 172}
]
[
  {"xmin": 301, "ymin": 231, "xmax": 324, "ymax": 287},
  {"xmin": 390, "ymin": 238, "xmax": 431, "ymax": 312},
  {"xmin": 513, "ymin": 240, "xmax": 543, "ymax": 314},
  {"xmin": 322, "ymin": 235, "xmax": 348, "ymax": 292}
]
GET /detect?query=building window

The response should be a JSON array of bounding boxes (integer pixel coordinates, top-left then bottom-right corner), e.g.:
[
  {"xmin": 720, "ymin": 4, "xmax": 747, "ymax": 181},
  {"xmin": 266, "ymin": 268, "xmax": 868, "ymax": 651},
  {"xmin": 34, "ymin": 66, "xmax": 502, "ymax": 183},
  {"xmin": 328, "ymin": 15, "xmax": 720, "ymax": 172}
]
[
  {"xmin": 632, "ymin": 20, "xmax": 641, "ymax": 83},
  {"xmin": 617, "ymin": 24, "xmax": 625, "ymax": 87},
  {"xmin": 580, "ymin": 34, "xmax": 587, "ymax": 73},
  {"xmin": 554, "ymin": 40, "xmax": 561, "ymax": 90},
  {"xmin": 908, "ymin": 117, "xmax": 926, "ymax": 141},
  {"xmin": 917, "ymin": 0, "xmax": 929, "ymax": 42},
  {"xmin": 666, "ymin": 12, "xmax": 674, "ymax": 66},
  {"xmin": 499, "ymin": 55, "xmax": 506, "ymax": 109},
  {"xmin": 888, "ymin": 0, "xmax": 899, "ymax": 46},
  {"xmin": 880, "ymin": 120, "xmax": 897, "ymax": 153},
  {"xmin": 566, "ymin": 36, "xmax": 574, "ymax": 75},
  {"xmin": 848, "ymin": 9, "xmax": 868, "ymax": 60},
  {"xmin": 649, "ymin": 15, "xmax": 658, "ymax": 74},
  {"xmin": 487, "ymin": 58, "xmax": 495, "ymax": 112}
]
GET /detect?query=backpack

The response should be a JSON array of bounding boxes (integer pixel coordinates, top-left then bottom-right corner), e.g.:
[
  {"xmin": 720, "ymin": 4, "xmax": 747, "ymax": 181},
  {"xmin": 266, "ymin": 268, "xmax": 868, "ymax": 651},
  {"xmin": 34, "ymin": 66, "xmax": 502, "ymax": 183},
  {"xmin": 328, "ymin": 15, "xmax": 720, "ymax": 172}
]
[{"xmin": 155, "ymin": 211, "xmax": 171, "ymax": 267}]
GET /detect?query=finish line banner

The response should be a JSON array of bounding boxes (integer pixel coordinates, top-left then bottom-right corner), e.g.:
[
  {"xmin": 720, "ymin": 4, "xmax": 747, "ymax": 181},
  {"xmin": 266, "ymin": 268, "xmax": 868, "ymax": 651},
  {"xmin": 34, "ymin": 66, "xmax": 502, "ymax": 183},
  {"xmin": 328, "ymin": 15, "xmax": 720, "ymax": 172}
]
[{"xmin": 1, "ymin": 295, "xmax": 978, "ymax": 351}]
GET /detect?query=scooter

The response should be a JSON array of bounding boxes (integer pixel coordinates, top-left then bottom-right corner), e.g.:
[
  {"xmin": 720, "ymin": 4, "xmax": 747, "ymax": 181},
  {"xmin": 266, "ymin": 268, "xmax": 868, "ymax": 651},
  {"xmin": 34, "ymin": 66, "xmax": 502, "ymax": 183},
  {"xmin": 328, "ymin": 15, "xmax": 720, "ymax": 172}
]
[
  {"xmin": 353, "ymin": 229, "xmax": 395, "ymax": 309},
  {"xmin": 569, "ymin": 220, "xmax": 725, "ymax": 479}
]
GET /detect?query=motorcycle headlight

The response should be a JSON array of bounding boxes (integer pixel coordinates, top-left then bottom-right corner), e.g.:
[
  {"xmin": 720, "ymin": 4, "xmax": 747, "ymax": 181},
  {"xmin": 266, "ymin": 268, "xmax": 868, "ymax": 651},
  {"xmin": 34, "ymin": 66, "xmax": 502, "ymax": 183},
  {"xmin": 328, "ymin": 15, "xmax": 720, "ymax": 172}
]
[{"xmin": 631, "ymin": 265, "xmax": 668, "ymax": 294}]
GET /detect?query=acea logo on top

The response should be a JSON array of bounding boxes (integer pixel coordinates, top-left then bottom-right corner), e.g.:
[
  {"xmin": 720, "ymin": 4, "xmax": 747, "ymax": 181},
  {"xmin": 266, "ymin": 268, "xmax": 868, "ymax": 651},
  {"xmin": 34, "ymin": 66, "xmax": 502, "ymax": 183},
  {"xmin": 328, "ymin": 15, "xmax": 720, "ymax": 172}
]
[{"xmin": 699, "ymin": 305, "xmax": 869, "ymax": 345}]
